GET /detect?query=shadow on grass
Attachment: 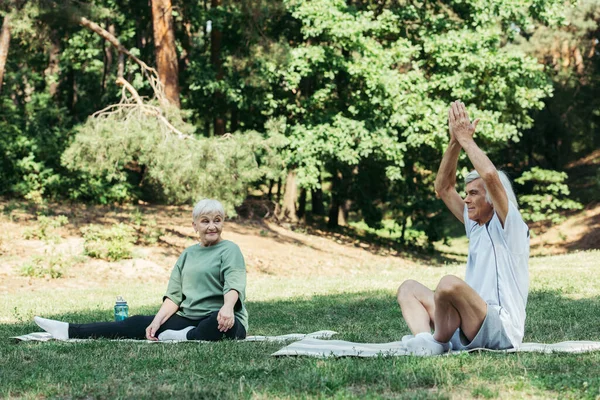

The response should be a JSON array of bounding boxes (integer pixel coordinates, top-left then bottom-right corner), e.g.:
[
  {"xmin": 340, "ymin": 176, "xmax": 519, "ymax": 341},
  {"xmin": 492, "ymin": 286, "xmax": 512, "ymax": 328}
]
[
  {"xmin": 5, "ymin": 289, "xmax": 600, "ymax": 343},
  {"xmin": 525, "ymin": 289, "xmax": 600, "ymax": 342},
  {"xmin": 296, "ymin": 221, "xmax": 465, "ymax": 267},
  {"xmin": 227, "ymin": 221, "xmax": 326, "ymax": 253},
  {"xmin": 2, "ymin": 289, "xmax": 600, "ymax": 399}
]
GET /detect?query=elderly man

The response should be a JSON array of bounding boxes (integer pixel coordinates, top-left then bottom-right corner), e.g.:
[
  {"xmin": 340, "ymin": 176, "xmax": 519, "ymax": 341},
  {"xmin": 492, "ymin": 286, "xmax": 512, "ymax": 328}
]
[{"xmin": 397, "ymin": 101, "xmax": 530, "ymax": 355}]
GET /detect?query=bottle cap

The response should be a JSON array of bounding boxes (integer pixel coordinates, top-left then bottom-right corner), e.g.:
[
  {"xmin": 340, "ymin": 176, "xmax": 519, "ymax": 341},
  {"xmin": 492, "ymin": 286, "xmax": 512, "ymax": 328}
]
[{"xmin": 116, "ymin": 296, "xmax": 127, "ymax": 305}]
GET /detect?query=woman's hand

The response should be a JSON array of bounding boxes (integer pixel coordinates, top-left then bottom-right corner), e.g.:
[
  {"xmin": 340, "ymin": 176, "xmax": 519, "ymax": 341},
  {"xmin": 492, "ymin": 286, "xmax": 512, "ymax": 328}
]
[
  {"xmin": 145, "ymin": 297, "xmax": 180, "ymax": 341},
  {"xmin": 217, "ymin": 305, "xmax": 235, "ymax": 332},
  {"xmin": 145, "ymin": 319, "xmax": 162, "ymax": 341}
]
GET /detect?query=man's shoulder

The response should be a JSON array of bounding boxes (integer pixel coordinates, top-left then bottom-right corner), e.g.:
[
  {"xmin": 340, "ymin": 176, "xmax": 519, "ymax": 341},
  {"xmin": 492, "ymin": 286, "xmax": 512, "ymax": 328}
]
[{"xmin": 500, "ymin": 202, "xmax": 528, "ymax": 232}]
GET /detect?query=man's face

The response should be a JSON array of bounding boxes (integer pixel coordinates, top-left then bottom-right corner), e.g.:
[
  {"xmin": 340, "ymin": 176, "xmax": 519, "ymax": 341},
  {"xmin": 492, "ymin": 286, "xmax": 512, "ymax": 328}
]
[{"xmin": 464, "ymin": 178, "xmax": 494, "ymax": 225}]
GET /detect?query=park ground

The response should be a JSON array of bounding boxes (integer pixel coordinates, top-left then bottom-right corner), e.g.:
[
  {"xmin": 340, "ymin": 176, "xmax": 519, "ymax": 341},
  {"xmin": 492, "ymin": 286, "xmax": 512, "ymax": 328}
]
[{"xmin": 0, "ymin": 198, "xmax": 599, "ymax": 399}]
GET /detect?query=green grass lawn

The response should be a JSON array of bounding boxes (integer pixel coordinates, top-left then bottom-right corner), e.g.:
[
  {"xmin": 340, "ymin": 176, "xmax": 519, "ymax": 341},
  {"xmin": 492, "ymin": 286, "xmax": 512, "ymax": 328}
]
[{"xmin": 2, "ymin": 250, "xmax": 600, "ymax": 399}]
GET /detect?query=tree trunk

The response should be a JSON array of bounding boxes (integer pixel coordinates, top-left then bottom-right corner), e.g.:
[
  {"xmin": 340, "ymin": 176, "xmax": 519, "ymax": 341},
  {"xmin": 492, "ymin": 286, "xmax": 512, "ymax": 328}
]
[
  {"xmin": 328, "ymin": 197, "xmax": 340, "ymax": 228},
  {"xmin": 151, "ymin": 0, "xmax": 181, "ymax": 107},
  {"xmin": 101, "ymin": 23, "xmax": 116, "ymax": 93},
  {"xmin": 574, "ymin": 47, "xmax": 584, "ymax": 75},
  {"xmin": 400, "ymin": 216, "xmax": 407, "ymax": 245},
  {"xmin": 328, "ymin": 198, "xmax": 349, "ymax": 227},
  {"xmin": 328, "ymin": 170, "xmax": 342, "ymax": 228},
  {"xmin": 211, "ymin": 0, "xmax": 225, "ymax": 136},
  {"xmin": 0, "ymin": 14, "xmax": 11, "ymax": 94},
  {"xmin": 297, "ymin": 188, "xmax": 307, "ymax": 220},
  {"xmin": 180, "ymin": 20, "xmax": 193, "ymax": 71},
  {"xmin": 45, "ymin": 34, "xmax": 61, "ymax": 97},
  {"xmin": 230, "ymin": 106, "xmax": 239, "ymax": 133},
  {"xmin": 311, "ymin": 185, "xmax": 325, "ymax": 216},
  {"xmin": 328, "ymin": 170, "xmax": 350, "ymax": 228},
  {"xmin": 278, "ymin": 170, "xmax": 298, "ymax": 222},
  {"xmin": 267, "ymin": 179, "xmax": 274, "ymax": 201},
  {"xmin": 561, "ymin": 40, "xmax": 570, "ymax": 68},
  {"xmin": 69, "ymin": 69, "xmax": 78, "ymax": 115},
  {"xmin": 117, "ymin": 52, "xmax": 125, "ymax": 78},
  {"xmin": 276, "ymin": 178, "xmax": 282, "ymax": 202}
]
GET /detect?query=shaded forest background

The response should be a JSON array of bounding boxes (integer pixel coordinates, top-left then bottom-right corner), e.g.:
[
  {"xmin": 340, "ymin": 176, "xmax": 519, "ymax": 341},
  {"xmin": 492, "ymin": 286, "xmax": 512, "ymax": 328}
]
[{"xmin": 0, "ymin": 0, "xmax": 598, "ymax": 246}]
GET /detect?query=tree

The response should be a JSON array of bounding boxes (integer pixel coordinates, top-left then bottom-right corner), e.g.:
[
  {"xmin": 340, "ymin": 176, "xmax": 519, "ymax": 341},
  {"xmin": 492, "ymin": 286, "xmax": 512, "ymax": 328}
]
[
  {"xmin": 210, "ymin": 0, "xmax": 225, "ymax": 136},
  {"xmin": 0, "ymin": 12, "xmax": 10, "ymax": 92},
  {"xmin": 0, "ymin": 0, "xmax": 591, "ymax": 245},
  {"xmin": 249, "ymin": 0, "xmax": 562, "ymax": 234},
  {"xmin": 514, "ymin": 0, "xmax": 600, "ymax": 168},
  {"xmin": 151, "ymin": 0, "xmax": 180, "ymax": 107}
]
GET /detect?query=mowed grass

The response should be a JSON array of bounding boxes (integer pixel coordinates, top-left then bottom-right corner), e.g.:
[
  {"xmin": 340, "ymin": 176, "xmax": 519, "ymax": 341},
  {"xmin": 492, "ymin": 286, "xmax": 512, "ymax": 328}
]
[{"xmin": 1, "ymin": 251, "xmax": 599, "ymax": 399}]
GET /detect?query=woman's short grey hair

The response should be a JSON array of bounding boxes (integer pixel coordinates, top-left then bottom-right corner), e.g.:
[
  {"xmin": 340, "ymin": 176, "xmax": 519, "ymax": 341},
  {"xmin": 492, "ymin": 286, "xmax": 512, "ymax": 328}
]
[
  {"xmin": 465, "ymin": 170, "xmax": 519, "ymax": 209},
  {"xmin": 192, "ymin": 199, "xmax": 225, "ymax": 221}
]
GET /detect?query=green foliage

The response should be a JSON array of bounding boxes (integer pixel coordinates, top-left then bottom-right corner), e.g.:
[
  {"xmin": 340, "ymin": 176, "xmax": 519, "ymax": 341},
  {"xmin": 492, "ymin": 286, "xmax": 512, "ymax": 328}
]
[
  {"xmin": 350, "ymin": 219, "xmax": 429, "ymax": 248},
  {"xmin": 1, "ymin": 0, "xmax": 597, "ymax": 244},
  {"xmin": 513, "ymin": 0, "xmax": 600, "ymax": 168},
  {"xmin": 62, "ymin": 103, "xmax": 286, "ymax": 214},
  {"xmin": 18, "ymin": 252, "xmax": 70, "ymax": 279},
  {"xmin": 81, "ymin": 223, "xmax": 136, "ymax": 261},
  {"xmin": 137, "ymin": 218, "xmax": 163, "ymax": 245},
  {"xmin": 239, "ymin": 0, "xmax": 562, "ymax": 237},
  {"xmin": 22, "ymin": 215, "xmax": 69, "ymax": 243},
  {"xmin": 515, "ymin": 167, "xmax": 583, "ymax": 223},
  {"xmin": 129, "ymin": 209, "xmax": 164, "ymax": 246},
  {"xmin": 2, "ymin": 201, "xmax": 22, "ymax": 222}
]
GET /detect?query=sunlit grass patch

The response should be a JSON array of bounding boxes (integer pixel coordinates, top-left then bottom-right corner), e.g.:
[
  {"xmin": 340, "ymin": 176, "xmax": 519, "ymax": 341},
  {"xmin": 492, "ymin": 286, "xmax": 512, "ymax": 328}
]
[{"xmin": 1, "ymin": 251, "xmax": 599, "ymax": 399}]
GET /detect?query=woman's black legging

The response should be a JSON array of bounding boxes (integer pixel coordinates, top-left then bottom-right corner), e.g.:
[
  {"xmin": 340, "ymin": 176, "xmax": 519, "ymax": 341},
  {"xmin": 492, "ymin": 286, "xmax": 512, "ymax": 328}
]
[{"xmin": 68, "ymin": 311, "xmax": 246, "ymax": 341}]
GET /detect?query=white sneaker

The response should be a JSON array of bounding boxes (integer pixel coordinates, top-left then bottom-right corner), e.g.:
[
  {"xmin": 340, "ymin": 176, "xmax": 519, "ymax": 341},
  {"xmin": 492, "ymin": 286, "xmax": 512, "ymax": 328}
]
[
  {"xmin": 401, "ymin": 334, "xmax": 414, "ymax": 347},
  {"xmin": 406, "ymin": 332, "xmax": 451, "ymax": 356},
  {"xmin": 157, "ymin": 326, "xmax": 194, "ymax": 341},
  {"xmin": 34, "ymin": 316, "xmax": 69, "ymax": 340}
]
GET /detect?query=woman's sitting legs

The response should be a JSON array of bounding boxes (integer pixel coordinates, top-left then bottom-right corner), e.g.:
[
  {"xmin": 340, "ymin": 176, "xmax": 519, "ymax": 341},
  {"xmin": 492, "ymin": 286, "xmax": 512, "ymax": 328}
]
[
  {"xmin": 36, "ymin": 312, "xmax": 246, "ymax": 341},
  {"xmin": 159, "ymin": 311, "xmax": 246, "ymax": 341}
]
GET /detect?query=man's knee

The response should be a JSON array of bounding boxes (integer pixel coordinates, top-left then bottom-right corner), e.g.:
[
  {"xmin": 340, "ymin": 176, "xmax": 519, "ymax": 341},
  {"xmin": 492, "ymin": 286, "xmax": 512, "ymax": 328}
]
[
  {"xmin": 435, "ymin": 275, "xmax": 466, "ymax": 300},
  {"xmin": 397, "ymin": 279, "xmax": 420, "ymax": 300}
]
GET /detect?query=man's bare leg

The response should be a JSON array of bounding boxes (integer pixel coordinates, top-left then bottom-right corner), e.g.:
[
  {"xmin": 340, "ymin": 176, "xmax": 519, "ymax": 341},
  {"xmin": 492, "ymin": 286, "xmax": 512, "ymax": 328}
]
[
  {"xmin": 432, "ymin": 275, "xmax": 487, "ymax": 343},
  {"xmin": 404, "ymin": 275, "xmax": 487, "ymax": 356},
  {"xmin": 397, "ymin": 280, "xmax": 436, "ymax": 334}
]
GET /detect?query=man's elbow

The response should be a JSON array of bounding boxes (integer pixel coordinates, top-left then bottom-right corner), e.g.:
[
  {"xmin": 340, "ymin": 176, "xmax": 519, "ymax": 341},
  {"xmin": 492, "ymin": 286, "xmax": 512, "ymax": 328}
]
[
  {"xmin": 480, "ymin": 169, "xmax": 501, "ymax": 185},
  {"xmin": 435, "ymin": 185, "xmax": 452, "ymax": 199},
  {"xmin": 434, "ymin": 179, "xmax": 445, "ymax": 195}
]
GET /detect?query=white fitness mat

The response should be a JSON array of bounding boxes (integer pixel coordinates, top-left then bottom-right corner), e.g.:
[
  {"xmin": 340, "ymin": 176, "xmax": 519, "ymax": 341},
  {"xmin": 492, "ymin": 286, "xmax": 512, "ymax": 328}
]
[
  {"xmin": 271, "ymin": 338, "xmax": 600, "ymax": 357},
  {"xmin": 11, "ymin": 330, "xmax": 338, "ymax": 343}
]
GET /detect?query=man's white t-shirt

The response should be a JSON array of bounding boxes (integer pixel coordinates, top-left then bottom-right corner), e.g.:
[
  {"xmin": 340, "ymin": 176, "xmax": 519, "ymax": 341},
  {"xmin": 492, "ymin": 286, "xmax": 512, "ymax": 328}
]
[{"xmin": 464, "ymin": 202, "xmax": 530, "ymax": 348}]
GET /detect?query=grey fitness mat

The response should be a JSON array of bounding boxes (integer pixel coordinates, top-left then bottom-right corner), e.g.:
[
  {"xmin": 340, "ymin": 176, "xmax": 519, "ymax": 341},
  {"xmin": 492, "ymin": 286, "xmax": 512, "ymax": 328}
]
[
  {"xmin": 271, "ymin": 338, "xmax": 600, "ymax": 357},
  {"xmin": 11, "ymin": 330, "xmax": 338, "ymax": 343}
]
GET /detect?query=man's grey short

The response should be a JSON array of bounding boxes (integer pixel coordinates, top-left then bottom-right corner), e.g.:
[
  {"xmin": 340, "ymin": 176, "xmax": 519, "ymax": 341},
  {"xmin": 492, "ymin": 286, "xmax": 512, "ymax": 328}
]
[{"xmin": 450, "ymin": 304, "xmax": 513, "ymax": 351}]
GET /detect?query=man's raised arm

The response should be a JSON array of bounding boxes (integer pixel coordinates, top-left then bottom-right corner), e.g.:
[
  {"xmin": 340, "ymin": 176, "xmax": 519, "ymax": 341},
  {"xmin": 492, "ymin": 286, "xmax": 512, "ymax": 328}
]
[
  {"xmin": 434, "ymin": 106, "xmax": 467, "ymax": 223},
  {"xmin": 450, "ymin": 101, "xmax": 509, "ymax": 225}
]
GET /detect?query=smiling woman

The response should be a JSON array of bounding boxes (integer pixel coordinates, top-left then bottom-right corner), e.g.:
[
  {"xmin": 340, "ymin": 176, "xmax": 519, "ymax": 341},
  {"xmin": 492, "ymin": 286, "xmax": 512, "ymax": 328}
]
[
  {"xmin": 192, "ymin": 199, "xmax": 225, "ymax": 247},
  {"xmin": 34, "ymin": 199, "xmax": 249, "ymax": 342}
]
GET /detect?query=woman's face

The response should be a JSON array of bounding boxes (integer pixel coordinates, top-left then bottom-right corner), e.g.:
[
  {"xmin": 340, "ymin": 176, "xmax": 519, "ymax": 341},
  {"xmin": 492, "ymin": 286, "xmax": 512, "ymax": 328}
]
[{"xmin": 193, "ymin": 212, "xmax": 224, "ymax": 247}]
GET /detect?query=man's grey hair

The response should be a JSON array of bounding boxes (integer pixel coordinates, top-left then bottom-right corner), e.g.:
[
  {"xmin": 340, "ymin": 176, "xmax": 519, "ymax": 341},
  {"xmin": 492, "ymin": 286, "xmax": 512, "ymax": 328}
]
[
  {"xmin": 192, "ymin": 199, "xmax": 225, "ymax": 221},
  {"xmin": 465, "ymin": 170, "xmax": 518, "ymax": 209}
]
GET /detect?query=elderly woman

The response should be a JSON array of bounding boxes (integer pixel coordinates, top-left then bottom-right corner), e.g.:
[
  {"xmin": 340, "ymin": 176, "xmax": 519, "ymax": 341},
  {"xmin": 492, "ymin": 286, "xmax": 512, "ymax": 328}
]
[{"xmin": 34, "ymin": 199, "xmax": 248, "ymax": 341}]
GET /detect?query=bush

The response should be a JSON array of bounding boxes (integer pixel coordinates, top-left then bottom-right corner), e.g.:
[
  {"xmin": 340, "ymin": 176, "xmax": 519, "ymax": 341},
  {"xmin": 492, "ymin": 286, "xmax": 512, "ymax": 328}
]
[
  {"xmin": 23, "ymin": 215, "xmax": 69, "ymax": 243},
  {"xmin": 19, "ymin": 252, "xmax": 69, "ymax": 279},
  {"xmin": 82, "ymin": 223, "xmax": 136, "ymax": 261},
  {"xmin": 62, "ymin": 105, "xmax": 286, "ymax": 214},
  {"xmin": 129, "ymin": 208, "xmax": 164, "ymax": 246},
  {"xmin": 515, "ymin": 167, "xmax": 583, "ymax": 224},
  {"xmin": 349, "ymin": 219, "xmax": 429, "ymax": 248}
]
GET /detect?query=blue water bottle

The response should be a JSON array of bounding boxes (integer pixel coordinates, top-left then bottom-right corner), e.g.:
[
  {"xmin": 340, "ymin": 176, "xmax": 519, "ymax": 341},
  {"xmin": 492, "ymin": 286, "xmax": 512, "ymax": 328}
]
[{"xmin": 114, "ymin": 296, "xmax": 129, "ymax": 321}]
